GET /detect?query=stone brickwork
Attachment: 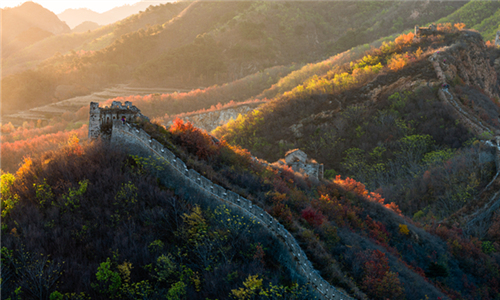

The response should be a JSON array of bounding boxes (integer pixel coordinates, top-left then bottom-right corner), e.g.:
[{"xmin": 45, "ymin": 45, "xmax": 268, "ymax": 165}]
[
  {"xmin": 88, "ymin": 101, "xmax": 146, "ymax": 140},
  {"xmin": 415, "ymin": 24, "xmax": 437, "ymax": 38},
  {"xmin": 109, "ymin": 120, "xmax": 353, "ymax": 300},
  {"xmin": 283, "ymin": 149, "xmax": 324, "ymax": 179}
]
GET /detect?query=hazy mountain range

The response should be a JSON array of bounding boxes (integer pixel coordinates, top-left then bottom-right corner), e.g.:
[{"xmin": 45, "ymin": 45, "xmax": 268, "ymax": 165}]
[{"xmin": 57, "ymin": 0, "xmax": 174, "ymax": 28}]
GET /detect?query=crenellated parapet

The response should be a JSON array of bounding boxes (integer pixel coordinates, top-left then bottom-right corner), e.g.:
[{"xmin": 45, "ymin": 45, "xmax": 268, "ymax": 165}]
[
  {"xmin": 109, "ymin": 120, "xmax": 354, "ymax": 300},
  {"xmin": 88, "ymin": 101, "xmax": 147, "ymax": 140}
]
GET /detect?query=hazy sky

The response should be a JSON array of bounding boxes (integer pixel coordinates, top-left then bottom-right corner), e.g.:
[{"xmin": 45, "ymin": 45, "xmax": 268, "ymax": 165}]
[{"xmin": 1, "ymin": 0, "xmax": 153, "ymax": 14}]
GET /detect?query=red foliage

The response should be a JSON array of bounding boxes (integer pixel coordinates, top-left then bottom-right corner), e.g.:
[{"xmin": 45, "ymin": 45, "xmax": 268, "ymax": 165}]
[
  {"xmin": 301, "ymin": 207, "xmax": 325, "ymax": 227},
  {"xmin": 334, "ymin": 175, "xmax": 401, "ymax": 214},
  {"xmin": 361, "ymin": 249, "xmax": 405, "ymax": 299},
  {"xmin": 1, "ymin": 126, "xmax": 88, "ymax": 172},
  {"xmin": 169, "ymin": 118, "xmax": 219, "ymax": 160}
]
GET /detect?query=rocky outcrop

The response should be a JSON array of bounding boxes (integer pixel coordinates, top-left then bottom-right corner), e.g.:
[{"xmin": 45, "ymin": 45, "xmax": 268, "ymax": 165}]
[
  {"xmin": 167, "ymin": 103, "xmax": 262, "ymax": 132},
  {"xmin": 436, "ymin": 31, "xmax": 498, "ymax": 98}
]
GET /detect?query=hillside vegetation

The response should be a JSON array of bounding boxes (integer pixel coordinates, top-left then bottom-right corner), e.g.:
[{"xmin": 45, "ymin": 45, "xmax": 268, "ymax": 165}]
[
  {"xmin": 4, "ymin": 2, "xmax": 500, "ymax": 299},
  {"xmin": 436, "ymin": 0, "xmax": 500, "ymax": 41},
  {"xmin": 1, "ymin": 141, "xmax": 314, "ymax": 299},
  {"xmin": 214, "ymin": 26, "xmax": 500, "ymax": 235},
  {"xmin": 6, "ymin": 111, "xmax": 500, "ymax": 299},
  {"xmin": 2, "ymin": 1, "xmax": 467, "ymax": 116}
]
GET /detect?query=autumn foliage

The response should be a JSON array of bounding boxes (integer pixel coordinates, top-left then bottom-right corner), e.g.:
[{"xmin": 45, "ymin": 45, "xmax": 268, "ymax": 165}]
[{"xmin": 361, "ymin": 250, "xmax": 404, "ymax": 299}]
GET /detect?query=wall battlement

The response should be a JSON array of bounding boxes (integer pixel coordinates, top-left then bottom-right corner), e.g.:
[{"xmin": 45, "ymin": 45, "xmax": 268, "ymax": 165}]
[
  {"xmin": 89, "ymin": 101, "xmax": 147, "ymax": 140},
  {"xmin": 109, "ymin": 120, "xmax": 353, "ymax": 300}
]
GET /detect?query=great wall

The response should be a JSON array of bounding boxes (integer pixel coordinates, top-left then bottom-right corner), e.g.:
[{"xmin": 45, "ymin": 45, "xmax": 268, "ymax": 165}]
[
  {"xmin": 87, "ymin": 28, "xmax": 500, "ymax": 299},
  {"xmin": 89, "ymin": 100, "xmax": 352, "ymax": 299},
  {"xmin": 106, "ymin": 119, "xmax": 353, "ymax": 300},
  {"xmin": 428, "ymin": 30, "xmax": 500, "ymax": 237}
]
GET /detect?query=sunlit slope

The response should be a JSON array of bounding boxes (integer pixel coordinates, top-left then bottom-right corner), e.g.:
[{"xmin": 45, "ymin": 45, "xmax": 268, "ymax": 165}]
[
  {"xmin": 2, "ymin": 1, "xmax": 468, "ymax": 116},
  {"xmin": 134, "ymin": 1, "xmax": 467, "ymax": 85},
  {"xmin": 2, "ymin": 2, "xmax": 190, "ymax": 77},
  {"xmin": 1, "ymin": 2, "xmax": 70, "ymax": 59},
  {"xmin": 214, "ymin": 27, "xmax": 500, "ymax": 224},
  {"xmin": 436, "ymin": 0, "xmax": 500, "ymax": 41}
]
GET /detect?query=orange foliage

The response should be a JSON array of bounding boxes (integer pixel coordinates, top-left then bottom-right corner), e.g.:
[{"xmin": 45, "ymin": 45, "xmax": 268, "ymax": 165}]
[
  {"xmin": 67, "ymin": 133, "xmax": 84, "ymax": 156},
  {"xmin": 1, "ymin": 125, "xmax": 88, "ymax": 172},
  {"xmin": 454, "ymin": 23, "xmax": 466, "ymax": 31},
  {"xmin": 387, "ymin": 53, "xmax": 411, "ymax": 71},
  {"xmin": 15, "ymin": 157, "xmax": 33, "ymax": 178},
  {"xmin": 394, "ymin": 32, "xmax": 415, "ymax": 47},
  {"xmin": 333, "ymin": 175, "xmax": 401, "ymax": 214},
  {"xmin": 169, "ymin": 118, "xmax": 220, "ymax": 160}
]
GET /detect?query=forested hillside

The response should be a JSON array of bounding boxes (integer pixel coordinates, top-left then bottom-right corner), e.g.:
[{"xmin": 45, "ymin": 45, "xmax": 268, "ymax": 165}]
[
  {"xmin": 214, "ymin": 26, "xmax": 500, "ymax": 249},
  {"xmin": 3, "ymin": 110, "xmax": 500, "ymax": 299},
  {"xmin": 436, "ymin": 0, "xmax": 500, "ymax": 41},
  {"xmin": 1, "ymin": 141, "xmax": 314, "ymax": 299},
  {"xmin": 2, "ymin": 1, "xmax": 467, "ymax": 116},
  {"xmin": 3, "ymin": 3, "xmax": 500, "ymax": 298}
]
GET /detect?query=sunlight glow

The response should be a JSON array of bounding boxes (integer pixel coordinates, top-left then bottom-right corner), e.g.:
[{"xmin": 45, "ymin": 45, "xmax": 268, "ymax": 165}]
[{"xmin": 1, "ymin": 0, "xmax": 153, "ymax": 14}]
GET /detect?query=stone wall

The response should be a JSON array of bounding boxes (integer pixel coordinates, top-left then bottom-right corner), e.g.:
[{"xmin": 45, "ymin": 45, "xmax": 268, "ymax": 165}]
[
  {"xmin": 89, "ymin": 101, "xmax": 146, "ymax": 140},
  {"xmin": 110, "ymin": 121, "xmax": 353, "ymax": 300},
  {"xmin": 289, "ymin": 161, "xmax": 324, "ymax": 179},
  {"xmin": 430, "ymin": 46, "xmax": 500, "ymax": 172},
  {"xmin": 415, "ymin": 24, "xmax": 437, "ymax": 38}
]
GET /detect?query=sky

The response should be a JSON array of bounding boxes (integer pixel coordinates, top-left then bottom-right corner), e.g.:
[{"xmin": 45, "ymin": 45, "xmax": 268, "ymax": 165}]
[{"xmin": 1, "ymin": 0, "xmax": 153, "ymax": 14}]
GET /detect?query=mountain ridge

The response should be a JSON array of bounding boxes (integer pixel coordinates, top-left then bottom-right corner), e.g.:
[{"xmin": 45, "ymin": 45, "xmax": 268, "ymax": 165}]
[{"xmin": 57, "ymin": 1, "xmax": 172, "ymax": 29}]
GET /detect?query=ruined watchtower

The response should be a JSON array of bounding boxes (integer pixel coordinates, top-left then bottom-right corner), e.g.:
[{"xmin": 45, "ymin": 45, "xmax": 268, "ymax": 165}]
[
  {"xmin": 88, "ymin": 101, "xmax": 145, "ymax": 140},
  {"xmin": 415, "ymin": 24, "xmax": 437, "ymax": 38},
  {"xmin": 281, "ymin": 149, "xmax": 324, "ymax": 179}
]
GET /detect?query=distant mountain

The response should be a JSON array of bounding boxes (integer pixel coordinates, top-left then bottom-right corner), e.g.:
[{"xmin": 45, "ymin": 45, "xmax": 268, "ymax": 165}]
[
  {"xmin": 57, "ymin": 1, "xmax": 172, "ymax": 29},
  {"xmin": 3, "ymin": 1, "xmax": 472, "ymax": 115},
  {"xmin": 72, "ymin": 21, "xmax": 101, "ymax": 33},
  {"xmin": 1, "ymin": 1, "xmax": 70, "ymax": 57}
]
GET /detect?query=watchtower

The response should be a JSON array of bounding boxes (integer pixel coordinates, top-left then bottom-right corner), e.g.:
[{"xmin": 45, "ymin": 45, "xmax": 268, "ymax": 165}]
[
  {"xmin": 415, "ymin": 24, "xmax": 437, "ymax": 38},
  {"xmin": 88, "ymin": 101, "xmax": 145, "ymax": 140}
]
